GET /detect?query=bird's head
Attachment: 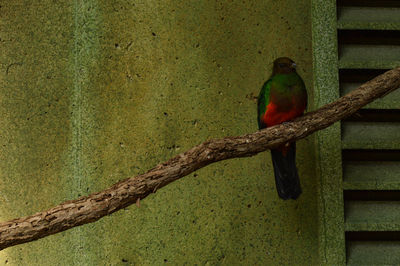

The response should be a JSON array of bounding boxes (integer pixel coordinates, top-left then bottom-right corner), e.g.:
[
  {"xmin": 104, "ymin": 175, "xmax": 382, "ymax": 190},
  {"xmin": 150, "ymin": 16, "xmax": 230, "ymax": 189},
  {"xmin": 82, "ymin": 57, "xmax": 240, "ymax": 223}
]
[{"xmin": 272, "ymin": 57, "xmax": 297, "ymax": 75}]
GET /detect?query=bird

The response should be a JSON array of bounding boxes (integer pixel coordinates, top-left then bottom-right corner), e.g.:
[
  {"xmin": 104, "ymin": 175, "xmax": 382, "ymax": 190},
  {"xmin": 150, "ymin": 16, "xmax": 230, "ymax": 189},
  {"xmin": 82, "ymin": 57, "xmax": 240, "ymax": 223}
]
[{"xmin": 257, "ymin": 57, "xmax": 307, "ymax": 200}]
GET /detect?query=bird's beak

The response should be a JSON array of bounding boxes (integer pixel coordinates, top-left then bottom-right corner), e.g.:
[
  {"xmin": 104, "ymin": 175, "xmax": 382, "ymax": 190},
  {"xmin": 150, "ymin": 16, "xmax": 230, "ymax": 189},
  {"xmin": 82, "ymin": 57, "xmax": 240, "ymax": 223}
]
[{"xmin": 291, "ymin": 62, "xmax": 297, "ymax": 68}]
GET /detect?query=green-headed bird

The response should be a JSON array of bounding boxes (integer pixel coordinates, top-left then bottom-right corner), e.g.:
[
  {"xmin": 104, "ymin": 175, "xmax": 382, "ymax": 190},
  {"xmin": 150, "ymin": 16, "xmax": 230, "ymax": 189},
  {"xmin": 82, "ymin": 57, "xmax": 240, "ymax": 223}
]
[{"xmin": 257, "ymin": 57, "xmax": 307, "ymax": 200}]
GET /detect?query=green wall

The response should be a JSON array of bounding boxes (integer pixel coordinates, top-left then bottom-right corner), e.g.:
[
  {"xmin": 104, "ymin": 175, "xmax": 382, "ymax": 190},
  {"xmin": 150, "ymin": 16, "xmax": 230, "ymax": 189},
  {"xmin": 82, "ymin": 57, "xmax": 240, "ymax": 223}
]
[{"xmin": 0, "ymin": 1, "xmax": 318, "ymax": 265}]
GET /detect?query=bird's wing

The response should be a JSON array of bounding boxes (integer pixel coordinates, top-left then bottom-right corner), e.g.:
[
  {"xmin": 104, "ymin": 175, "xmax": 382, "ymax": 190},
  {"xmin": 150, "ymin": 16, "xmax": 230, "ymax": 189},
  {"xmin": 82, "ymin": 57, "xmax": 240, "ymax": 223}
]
[
  {"xmin": 257, "ymin": 79, "xmax": 272, "ymax": 129},
  {"xmin": 292, "ymin": 77, "xmax": 308, "ymax": 111}
]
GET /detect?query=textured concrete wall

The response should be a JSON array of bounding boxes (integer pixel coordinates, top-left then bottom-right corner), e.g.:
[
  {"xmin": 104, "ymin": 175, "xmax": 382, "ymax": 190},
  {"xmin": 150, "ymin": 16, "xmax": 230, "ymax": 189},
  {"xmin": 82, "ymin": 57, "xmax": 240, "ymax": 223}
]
[{"xmin": 0, "ymin": 1, "xmax": 317, "ymax": 265}]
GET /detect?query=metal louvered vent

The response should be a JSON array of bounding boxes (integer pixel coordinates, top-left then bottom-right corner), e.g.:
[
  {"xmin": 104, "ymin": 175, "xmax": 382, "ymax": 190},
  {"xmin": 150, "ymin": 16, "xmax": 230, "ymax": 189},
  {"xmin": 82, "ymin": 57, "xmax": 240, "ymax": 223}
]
[
  {"xmin": 312, "ymin": 0, "xmax": 400, "ymax": 264},
  {"xmin": 337, "ymin": 0, "xmax": 400, "ymax": 265}
]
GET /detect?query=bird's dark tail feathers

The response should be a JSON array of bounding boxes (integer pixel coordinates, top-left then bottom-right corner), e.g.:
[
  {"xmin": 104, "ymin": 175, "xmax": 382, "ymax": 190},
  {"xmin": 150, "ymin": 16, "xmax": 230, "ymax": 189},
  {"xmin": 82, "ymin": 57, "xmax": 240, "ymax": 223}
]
[{"xmin": 271, "ymin": 142, "xmax": 301, "ymax": 200}]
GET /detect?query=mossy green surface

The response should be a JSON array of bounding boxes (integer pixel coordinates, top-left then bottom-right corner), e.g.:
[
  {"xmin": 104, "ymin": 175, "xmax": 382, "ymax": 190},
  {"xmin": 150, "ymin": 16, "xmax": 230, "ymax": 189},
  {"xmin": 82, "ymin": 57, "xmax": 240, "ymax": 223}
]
[
  {"xmin": 312, "ymin": 0, "xmax": 346, "ymax": 265},
  {"xmin": 1, "ymin": 1, "xmax": 317, "ymax": 265}
]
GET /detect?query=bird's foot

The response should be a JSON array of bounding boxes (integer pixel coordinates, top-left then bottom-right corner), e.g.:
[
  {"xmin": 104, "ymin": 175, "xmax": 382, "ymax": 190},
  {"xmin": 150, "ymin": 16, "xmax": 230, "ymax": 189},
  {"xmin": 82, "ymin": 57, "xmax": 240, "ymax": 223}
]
[{"xmin": 285, "ymin": 142, "xmax": 290, "ymax": 148}]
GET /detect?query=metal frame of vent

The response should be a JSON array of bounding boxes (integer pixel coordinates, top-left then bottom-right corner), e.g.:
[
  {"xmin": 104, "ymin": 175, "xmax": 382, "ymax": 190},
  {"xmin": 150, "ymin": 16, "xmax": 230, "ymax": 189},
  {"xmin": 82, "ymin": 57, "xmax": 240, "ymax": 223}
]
[{"xmin": 312, "ymin": 0, "xmax": 400, "ymax": 265}]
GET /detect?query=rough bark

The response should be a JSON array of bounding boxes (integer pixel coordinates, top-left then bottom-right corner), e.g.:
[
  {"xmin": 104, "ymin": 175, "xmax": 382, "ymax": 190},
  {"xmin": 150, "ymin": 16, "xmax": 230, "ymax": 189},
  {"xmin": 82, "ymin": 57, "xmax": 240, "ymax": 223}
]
[{"xmin": 0, "ymin": 67, "xmax": 400, "ymax": 250}]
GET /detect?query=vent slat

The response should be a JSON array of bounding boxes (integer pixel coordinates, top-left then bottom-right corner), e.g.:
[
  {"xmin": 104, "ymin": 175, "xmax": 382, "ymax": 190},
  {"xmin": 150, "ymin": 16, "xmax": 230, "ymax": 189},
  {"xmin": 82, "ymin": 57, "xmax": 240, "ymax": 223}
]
[
  {"xmin": 345, "ymin": 201, "xmax": 400, "ymax": 231},
  {"xmin": 338, "ymin": 30, "xmax": 400, "ymax": 69},
  {"xmin": 343, "ymin": 161, "xmax": 400, "ymax": 190},
  {"xmin": 334, "ymin": 1, "xmax": 400, "ymax": 265},
  {"xmin": 341, "ymin": 82, "xmax": 400, "ymax": 109},
  {"xmin": 338, "ymin": 7, "xmax": 400, "ymax": 30},
  {"xmin": 342, "ymin": 122, "xmax": 400, "ymax": 149},
  {"xmin": 338, "ymin": 45, "xmax": 400, "ymax": 69},
  {"xmin": 347, "ymin": 241, "xmax": 400, "ymax": 265}
]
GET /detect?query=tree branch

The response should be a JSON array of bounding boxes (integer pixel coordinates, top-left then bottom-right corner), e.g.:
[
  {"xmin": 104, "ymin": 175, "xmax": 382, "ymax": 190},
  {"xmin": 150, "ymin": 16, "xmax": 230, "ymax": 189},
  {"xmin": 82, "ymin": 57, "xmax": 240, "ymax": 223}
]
[{"xmin": 1, "ymin": 67, "xmax": 400, "ymax": 250}]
